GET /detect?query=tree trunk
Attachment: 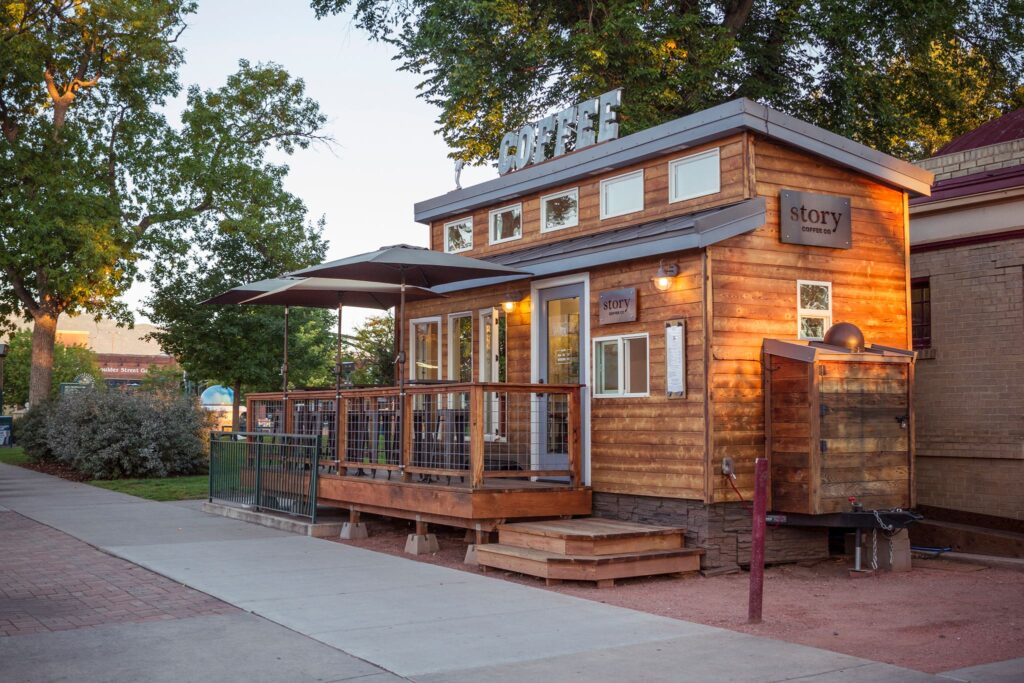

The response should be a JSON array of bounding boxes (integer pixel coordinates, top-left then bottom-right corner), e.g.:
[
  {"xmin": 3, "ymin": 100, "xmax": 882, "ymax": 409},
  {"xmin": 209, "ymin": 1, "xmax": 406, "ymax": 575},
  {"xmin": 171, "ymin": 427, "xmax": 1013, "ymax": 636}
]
[
  {"xmin": 232, "ymin": 379, "xmax": 242, "ymax": 431},
  {"xmin": 28, "ymin": 311, "xmax": 59, "ymax": 406}
]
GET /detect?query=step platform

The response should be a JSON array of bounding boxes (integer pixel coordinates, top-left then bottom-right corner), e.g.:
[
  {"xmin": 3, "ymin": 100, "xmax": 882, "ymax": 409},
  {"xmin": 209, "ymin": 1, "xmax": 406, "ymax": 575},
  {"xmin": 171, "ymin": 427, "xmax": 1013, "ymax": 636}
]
[{"xmin": 476, "ymin": 518, "xmax": 702, "ymax": 587}]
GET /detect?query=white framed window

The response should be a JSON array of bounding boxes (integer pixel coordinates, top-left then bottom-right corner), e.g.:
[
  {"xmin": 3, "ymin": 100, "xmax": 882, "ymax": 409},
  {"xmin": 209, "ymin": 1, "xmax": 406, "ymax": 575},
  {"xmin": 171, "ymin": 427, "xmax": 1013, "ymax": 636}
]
[
  {"xmin": 489, "ymin": 203, "xmax": 522, "ymax": 244},
  {"xmin": 444, "ymin": 217, "xmax": 473, "ymax": 253},
  {"xmin": 448, "ymin": 312, "xmax": 473, "ymax": 382},
  {"xmin": 540, "ymin": 188, "xmax": 579, "ymax": 232},
  {"xmin": 600, "ymin": 170, "xmax": 644, "ymax": 219},
  {"xmin": 592, "ymin": 333, "xmax": 649, "ymax": 397},
  {"xmin": 409, "ymin": 316, "xmax": 441, "ymax": 381},
  {"xmin": 797, "ymin": 280, "xmax": 832, "ymax": 341},
  {"xmin": 669, "ymin": 147, "xmax": 721, "ymax": 203}
]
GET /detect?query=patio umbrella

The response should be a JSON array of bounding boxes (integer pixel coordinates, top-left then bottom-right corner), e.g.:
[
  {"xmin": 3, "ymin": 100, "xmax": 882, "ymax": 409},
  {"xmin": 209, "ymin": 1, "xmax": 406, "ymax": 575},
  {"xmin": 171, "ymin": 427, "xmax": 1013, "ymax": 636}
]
[
  {"xmin": 289, "ymin": 244, "xmax": 529, "ymax": 472},
  {"xmin": 202, "ymin": 277, "xmax": 442, "ymax": 433}
]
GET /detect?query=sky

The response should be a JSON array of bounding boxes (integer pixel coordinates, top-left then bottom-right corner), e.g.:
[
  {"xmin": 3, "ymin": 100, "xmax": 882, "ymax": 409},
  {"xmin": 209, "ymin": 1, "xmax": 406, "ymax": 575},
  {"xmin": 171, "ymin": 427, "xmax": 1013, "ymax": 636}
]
[{"xmin": 125, "ymin": 1, "xmax": 497, "ymax": 331}]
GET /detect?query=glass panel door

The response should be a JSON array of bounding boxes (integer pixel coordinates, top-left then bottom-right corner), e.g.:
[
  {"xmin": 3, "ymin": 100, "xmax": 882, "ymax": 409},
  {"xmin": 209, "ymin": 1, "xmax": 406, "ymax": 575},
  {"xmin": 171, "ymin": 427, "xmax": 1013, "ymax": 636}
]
[{"xmin": 537, "ymin": 283, "xmax": 585, "ymax": 477}]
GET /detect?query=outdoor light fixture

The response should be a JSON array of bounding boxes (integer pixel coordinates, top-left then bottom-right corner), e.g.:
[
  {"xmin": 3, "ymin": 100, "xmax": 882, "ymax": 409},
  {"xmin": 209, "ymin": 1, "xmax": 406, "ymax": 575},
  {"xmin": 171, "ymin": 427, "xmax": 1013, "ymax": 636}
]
[
  {"xmin": 501, "ymin": 290, "xmax": 523, "ymax": 313},
  {"xmin": 653, "ymin": 260, "xmax": 679, "ymax": 292}
]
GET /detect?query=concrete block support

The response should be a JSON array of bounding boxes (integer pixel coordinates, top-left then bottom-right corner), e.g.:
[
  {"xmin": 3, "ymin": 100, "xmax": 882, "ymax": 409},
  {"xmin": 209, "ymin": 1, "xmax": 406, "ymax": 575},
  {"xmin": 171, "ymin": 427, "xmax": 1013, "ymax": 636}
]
[
  {"xmin": 340, "ymin": 522, "xmax": 368, "ymax": 540},
  {"xmin": 405, "ymin": 534, "xmax": 440, "ymax": 555}
]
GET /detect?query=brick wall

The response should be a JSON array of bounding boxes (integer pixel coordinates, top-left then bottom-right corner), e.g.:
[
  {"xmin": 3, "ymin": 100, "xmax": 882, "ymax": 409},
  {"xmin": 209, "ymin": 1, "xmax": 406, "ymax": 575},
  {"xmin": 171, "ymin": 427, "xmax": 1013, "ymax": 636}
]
[
  {"xmin": 910, "ymin": 236, "xmax": 1024, "ymax": 520},
  {"xmin": 592, "ymin": 492, "xmax": 827, "ymax": 569},
  {"xmin": 919, "ymin": 139, "xmax": 1024, "ymax": 181}
]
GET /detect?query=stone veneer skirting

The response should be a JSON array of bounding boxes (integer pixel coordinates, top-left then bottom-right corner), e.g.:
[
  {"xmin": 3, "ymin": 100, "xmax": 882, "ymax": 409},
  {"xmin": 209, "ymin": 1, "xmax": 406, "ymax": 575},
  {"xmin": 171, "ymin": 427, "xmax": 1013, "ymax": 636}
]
[{"xmin": 592, "ymin": 492, "xmax": 829, "ymax": 569}]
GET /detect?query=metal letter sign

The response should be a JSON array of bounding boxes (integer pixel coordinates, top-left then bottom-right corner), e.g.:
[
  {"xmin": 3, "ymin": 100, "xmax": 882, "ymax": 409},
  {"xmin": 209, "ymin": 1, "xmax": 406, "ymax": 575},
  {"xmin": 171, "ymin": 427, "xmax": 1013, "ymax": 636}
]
[
  {"xmin": 598, "ymin": 287, "xmax": 637, "ymax": 325},
  {"xmin": 498, "ymin": 89, "xmax": 622, "ymax": 175},
  {"xmin": 779, "ymin": 190, "xmax": 852, "ymax": 249}
]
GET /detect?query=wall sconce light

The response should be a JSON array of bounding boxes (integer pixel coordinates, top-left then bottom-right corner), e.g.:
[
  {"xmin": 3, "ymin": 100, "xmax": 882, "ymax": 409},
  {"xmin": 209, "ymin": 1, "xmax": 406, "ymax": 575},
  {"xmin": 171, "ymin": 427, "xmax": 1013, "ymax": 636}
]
[
  {"xmin": 501, "ymin": 290, "xmax": 523, "ymax": 313},
  {"xmin": 653, "ymin": 260, "xmax": 679, "ymax": 292}
]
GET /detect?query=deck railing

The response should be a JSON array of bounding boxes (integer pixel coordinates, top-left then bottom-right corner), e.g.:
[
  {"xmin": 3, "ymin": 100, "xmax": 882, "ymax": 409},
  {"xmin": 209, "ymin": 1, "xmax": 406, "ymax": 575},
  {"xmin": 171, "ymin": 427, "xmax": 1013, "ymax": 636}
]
[{"xmin": 247, "ymin": 382, "xmax": 583, "ymax": 489}]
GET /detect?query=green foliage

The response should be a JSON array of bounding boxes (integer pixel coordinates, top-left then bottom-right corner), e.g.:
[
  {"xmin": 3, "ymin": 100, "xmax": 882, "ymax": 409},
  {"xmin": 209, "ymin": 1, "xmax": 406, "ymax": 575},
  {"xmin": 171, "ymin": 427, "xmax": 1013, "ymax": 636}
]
[
  {"xmin": 139, "ymin": 364, "xmax": 185, "ymax": 394},
  {"xmin": 44, "ymin": 390, "xmax": 211, "ymax": 479},
  {"xmin": 0, "ymin": 2, "xmax": 330, "ymax": 403},
  {"xmin": 0, "ymin": 447, "xmax": 29, "ymax": 466},
  {"xmin": 2, "ymin": 330, "xmax": 103, "ymax": 407},
  {"xmin": 312, "ymin": 0, "xmax": 1024, "ymax": 161},
  {"xmin": 347, "ymin": 314, "xmax": 395, "ymax": 386},
  {"xmin": 13, "ymin": 400, "xmax": 56, "ymax": 462}
]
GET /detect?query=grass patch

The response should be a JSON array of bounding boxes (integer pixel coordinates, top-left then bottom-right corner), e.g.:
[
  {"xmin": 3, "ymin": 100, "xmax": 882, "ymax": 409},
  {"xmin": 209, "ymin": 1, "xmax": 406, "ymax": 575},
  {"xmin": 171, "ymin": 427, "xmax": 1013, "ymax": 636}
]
[
  {"xmin": 0, "ymin": 447, "xmax": 29, "ymax": 466},
  {"xmin": 89, "ymin": 475, "xmax": 209, "ymax": 502}
]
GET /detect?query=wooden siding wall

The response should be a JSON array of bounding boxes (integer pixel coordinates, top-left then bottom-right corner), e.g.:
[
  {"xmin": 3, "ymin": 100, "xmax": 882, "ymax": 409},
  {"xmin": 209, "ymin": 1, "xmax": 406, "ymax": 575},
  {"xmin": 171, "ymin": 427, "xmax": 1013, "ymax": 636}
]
[
  {"xmin": 767, "ymin": 356, "xmax": 815, "ymax": 513},
  {"xmin": 588, "ymin": 253, "xmax": 706, "ymax": 499},
  {"xmin": 430, "ymin": 134, "xmax": 750, "ymax": 258},
  {"xmin": 708, "ymin": 137, "xmax": 910, "ymax": 503}
]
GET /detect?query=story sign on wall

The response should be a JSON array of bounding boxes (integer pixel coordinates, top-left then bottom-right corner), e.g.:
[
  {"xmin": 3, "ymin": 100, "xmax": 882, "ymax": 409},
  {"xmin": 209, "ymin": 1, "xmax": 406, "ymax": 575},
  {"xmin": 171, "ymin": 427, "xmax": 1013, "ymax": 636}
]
[
  {"xmin": 779, "ymin": 190, "xmax": 852, "ymax": 249},
  {"xmin": 598, "ymin": 287, "xmax": 637, "ymax": 325},
  {"xmin": 498, "ymin": 89, "xmax": 622, "ymax": 175}
]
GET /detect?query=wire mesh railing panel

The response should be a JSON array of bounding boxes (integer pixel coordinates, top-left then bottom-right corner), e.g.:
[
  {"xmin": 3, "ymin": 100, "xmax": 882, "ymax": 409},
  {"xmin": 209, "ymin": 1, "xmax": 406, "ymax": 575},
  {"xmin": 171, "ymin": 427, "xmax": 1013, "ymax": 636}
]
[
  {"xmin": 209, "ymin": 432, "xmax": 320, "ymax": 521},
  {"xmin": 291, "ymin": 398, "xmax": 337, "ymax": 463},
  {"xmin": 250, "ymin": 399, "xmax": 285, "ymax": 433},
  {"xmin": 409, "ymin": 390, "xmax": 471, "ymax": 472},
  {"xmin": 344, "ymin": 394, "xmax": 400, "ymax": 469},
  {"xmin": 482, "ymin": 388, "xmax": 574, "ymax": 481}
]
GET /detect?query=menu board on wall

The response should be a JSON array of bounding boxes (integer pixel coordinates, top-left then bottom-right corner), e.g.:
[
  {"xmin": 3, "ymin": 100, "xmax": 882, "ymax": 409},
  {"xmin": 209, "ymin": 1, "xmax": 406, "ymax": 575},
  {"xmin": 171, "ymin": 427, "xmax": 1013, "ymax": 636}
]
[{"xmin": 665, "ymin": 321, "xmax": 686, "ymax": 398}]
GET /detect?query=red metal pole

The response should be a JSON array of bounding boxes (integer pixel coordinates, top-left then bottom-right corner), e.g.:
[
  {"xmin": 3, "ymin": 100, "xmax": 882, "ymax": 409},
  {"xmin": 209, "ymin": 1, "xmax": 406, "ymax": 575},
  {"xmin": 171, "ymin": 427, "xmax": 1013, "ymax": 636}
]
[{"xmin": 748, "ymin": 456, "xmax": 769, "ymax": 624}]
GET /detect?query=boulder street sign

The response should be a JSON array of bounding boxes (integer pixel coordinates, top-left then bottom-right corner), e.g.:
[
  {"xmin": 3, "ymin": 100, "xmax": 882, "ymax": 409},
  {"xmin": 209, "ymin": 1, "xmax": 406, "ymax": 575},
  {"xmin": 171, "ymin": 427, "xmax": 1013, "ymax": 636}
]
[
  {"xmin": 779, "ymin": 190, "xmax": 852, "ymax": 249},
  {"xmin": 598, "ymin": 287, "xmax": 637, "ymax": 325},
  {"xmin": 498, "ymin": 89, "xmax": 622, "ymax": 175}
]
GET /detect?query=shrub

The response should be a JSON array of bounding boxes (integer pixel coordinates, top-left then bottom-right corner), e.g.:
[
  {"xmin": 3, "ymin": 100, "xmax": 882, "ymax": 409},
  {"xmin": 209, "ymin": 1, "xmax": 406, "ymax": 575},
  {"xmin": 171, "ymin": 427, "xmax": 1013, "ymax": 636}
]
[
  {"xmin": 14, "ymin": 400, "xmax": 57, "ymax": 462},
  {"xmin": 46, "ymin": 390, "xmax": 212, "ymax": 479}
]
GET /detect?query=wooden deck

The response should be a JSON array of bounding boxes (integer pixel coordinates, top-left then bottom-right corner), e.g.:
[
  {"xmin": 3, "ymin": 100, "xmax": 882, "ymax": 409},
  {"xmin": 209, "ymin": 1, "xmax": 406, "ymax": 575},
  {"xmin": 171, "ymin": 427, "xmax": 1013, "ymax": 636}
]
[
  {"xmin": 477, "ymin": 518, "xmax": 703, "ymax": 587},
  {"xmin": 249, "ymin": 382, "xmax": 591, "ymax": 531}
]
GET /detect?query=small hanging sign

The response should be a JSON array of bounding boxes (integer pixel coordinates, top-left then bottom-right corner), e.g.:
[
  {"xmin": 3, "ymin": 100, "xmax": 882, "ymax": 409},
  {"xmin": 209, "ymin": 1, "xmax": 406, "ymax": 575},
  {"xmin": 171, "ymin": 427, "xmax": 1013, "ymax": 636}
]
[{"xmin": 666, "ymin": 320, "xmax": 686, "ymax": 398}]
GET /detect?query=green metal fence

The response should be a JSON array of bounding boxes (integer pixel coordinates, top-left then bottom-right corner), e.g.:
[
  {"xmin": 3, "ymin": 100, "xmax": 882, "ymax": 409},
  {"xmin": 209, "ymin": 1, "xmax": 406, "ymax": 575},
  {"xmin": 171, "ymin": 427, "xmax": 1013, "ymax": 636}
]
[{"xmin": 209, "ymin": 432, "xmax": 320, "ymax": 522}]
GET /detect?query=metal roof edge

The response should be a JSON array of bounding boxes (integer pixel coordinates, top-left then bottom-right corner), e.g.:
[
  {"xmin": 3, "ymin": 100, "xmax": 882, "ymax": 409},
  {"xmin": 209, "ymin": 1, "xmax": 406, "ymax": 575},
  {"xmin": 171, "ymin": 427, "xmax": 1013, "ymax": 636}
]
[{"xmin": 414, "ymin": 99, "xmax": 933, "ymax": 224}]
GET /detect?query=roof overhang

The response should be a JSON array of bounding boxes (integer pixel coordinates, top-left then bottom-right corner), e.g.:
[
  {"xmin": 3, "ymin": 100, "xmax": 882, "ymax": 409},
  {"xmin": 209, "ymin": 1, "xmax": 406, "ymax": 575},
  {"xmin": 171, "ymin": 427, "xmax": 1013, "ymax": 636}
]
[
  {"xmin": 415, "ymin": 99, "xmax": 933, "ymax": 225},
  {"xmin": 433, "ymin": 197, "xmax": 766, "ymax": 294}
]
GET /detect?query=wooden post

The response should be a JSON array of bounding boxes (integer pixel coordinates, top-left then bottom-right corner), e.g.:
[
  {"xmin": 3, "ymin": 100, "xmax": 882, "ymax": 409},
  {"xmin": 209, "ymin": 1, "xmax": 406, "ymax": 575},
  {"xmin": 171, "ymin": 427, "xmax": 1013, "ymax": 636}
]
[
  {"xmin": 470, "ymin": 385, "xmax": 485, "ymax": 489},
  {"xmin": 748, "ymin": 457, "xmax": 769, "ymax": 624},
  {"xmin": 401, "ymin": 392, "xmax": 413, "ymax": 481},
  {"xmin": 567, "ymin": 387, "xmax": 582, "ymax": 488},
  {"xmin": 284, "ymin": 396, "xmax": 293, "ymax": 434}
]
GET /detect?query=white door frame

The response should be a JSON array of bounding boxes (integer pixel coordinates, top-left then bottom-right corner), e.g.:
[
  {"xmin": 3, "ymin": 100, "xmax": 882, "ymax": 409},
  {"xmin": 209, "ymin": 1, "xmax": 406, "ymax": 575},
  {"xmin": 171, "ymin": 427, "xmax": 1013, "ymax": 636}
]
[{"xmin": 530, "ymin": 273, "xmax": 591, "ymax": 485}]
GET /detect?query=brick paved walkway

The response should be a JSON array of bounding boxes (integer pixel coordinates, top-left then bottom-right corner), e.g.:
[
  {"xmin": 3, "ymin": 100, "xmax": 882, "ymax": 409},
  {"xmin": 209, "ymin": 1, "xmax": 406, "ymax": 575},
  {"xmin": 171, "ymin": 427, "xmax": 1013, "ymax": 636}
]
[{"xmin": 0, "ymin": 511, "xmax": 234, "ymax": 637}]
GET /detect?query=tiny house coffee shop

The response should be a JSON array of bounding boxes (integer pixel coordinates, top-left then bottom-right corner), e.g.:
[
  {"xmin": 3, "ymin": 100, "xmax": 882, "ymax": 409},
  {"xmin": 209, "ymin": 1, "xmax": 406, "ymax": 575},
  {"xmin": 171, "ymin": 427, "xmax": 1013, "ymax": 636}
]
[{"xmin": 241, "ymin": 95, "xmax": 933, "ymax": 577}]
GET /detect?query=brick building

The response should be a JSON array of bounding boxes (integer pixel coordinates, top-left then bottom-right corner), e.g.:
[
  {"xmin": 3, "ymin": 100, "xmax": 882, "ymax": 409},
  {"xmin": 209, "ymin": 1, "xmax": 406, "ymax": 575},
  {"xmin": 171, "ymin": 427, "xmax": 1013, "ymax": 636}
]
[{"xmin": 909, "ymin": 109, "xmax": 1024, "ymax": 533}]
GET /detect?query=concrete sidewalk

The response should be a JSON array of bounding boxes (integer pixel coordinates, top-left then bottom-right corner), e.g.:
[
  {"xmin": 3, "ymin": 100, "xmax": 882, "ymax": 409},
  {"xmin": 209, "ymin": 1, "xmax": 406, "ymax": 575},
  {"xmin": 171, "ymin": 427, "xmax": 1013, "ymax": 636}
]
[{"xmin": 0, "ymin": 463, "xmax": 1007, "ymax": 682}]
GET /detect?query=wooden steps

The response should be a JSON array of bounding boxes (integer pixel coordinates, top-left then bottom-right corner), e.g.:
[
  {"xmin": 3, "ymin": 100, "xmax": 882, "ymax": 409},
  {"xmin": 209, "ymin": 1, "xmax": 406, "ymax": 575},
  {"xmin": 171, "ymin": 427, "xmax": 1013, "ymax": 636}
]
[{"xmin": 476, "ymin": 518, "xmax": 702, "ymax": 587}]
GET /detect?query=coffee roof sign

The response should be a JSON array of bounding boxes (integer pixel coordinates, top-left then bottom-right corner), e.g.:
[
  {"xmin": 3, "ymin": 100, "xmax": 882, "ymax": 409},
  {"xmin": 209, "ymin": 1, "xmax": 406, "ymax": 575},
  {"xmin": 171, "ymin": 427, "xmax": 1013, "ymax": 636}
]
[{"xmin": 498, "ymin": 89, "xmax": 622, "ymax": 175}]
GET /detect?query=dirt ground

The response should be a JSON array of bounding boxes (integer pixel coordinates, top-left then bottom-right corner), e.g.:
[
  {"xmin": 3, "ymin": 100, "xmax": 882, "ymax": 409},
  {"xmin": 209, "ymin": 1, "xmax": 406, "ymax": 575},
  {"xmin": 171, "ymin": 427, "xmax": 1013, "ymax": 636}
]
[{"xmin": 331, "ymin": 516, "xmax": 1024, "ymax": 674}]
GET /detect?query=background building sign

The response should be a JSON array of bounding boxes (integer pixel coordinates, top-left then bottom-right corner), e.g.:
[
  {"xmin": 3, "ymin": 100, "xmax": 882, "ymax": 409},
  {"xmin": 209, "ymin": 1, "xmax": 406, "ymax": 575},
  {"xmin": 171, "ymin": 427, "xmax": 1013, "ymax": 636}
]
[
  {"xmin": 779, "ymin": 190, "xmax": 852, "ymax": 249},
  {"xmin": 498, "ymin": 89, "xmax": 621, "ymax": 175},
  {"xmin": 598, "ymin": 287, "xmax": 637, "ymax": 325}
]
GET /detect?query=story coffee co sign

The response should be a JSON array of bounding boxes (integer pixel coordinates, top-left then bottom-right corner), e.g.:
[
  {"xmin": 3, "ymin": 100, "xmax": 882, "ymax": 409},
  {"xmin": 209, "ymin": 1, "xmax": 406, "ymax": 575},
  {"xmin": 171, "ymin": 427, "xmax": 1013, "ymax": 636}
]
[
  {"xmin": 599, "ymin": 287, "xmax": 637, "ymax": 325},
  {"xmin": 498, "ymin": 89, "xmax": 622, "ymax": 175},
  {"xmin": 779, "ymin": 190, "xmax": 852, "ymax": 249}
]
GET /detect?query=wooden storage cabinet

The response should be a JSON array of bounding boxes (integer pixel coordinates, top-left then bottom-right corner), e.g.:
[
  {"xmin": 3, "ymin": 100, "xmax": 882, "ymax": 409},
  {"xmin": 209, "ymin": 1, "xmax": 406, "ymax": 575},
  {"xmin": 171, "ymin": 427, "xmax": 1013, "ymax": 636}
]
[{"xmin": 764, "ymin": 339, "xmax": 915, "ymax": 515}]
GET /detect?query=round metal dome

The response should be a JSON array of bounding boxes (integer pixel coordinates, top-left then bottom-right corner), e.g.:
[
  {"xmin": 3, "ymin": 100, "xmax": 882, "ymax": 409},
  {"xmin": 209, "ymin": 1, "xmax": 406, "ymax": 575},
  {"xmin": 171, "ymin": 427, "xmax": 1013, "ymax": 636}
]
[
  {"xmin": 200, "ymin": 384, "xmax": 234, "ymax": 407},
  {"xmin": 823, "ymin": 322, "xmax": 865, "ymax": 352}
]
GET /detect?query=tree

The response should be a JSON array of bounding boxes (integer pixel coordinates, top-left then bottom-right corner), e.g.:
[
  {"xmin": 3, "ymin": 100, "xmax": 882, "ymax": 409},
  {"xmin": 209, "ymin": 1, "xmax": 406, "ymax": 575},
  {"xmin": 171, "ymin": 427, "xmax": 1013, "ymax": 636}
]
[
  {"xmin": 1, "ymin": 329, "xmax": 102, "ymax": 407},
  {"xmin": 346, "ymin": 314, "xmax": 395, "ymax": 386},
  {"xmin": 312, "ymin": 0, "xmax": 1024, "ymax": 162},
  {"xmin": 145, "ymin": 219, "xmax": 336, "ymax": 430},
  {"xmin": 1, "ymin": 2, "xmax": 328, "ymax": 405}
]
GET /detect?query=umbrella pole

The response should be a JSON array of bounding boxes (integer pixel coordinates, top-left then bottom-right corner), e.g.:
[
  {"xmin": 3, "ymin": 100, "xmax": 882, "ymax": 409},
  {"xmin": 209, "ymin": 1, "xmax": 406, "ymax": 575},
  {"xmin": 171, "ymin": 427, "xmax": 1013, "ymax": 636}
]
[
  {"xmin": 336, "ymin": 301, "xmax": 344, "ymax": 473},
  {"xmin": 398, "ymin": 271, "xmax": 406, "ymax": 480},
  {"xmin": 282, "ymin": 305, "xmax": 289, "ymax": 432}
]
